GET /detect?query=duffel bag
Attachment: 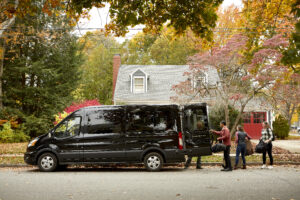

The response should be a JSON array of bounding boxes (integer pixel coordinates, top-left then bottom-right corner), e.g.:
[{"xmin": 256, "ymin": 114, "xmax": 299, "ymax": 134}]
[
  {"xmin": 255, "ymin": 140, "xmax": 267, "ymax": 153},
  {"xmin": 211, "ymin": 142, "xmax": 227, "ymax": 153}
]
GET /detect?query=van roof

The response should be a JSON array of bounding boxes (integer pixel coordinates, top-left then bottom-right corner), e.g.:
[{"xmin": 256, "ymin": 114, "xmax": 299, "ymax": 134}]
[{"xmin": 77, "ymin": 103, "xmax": 207, "ymax": 111}]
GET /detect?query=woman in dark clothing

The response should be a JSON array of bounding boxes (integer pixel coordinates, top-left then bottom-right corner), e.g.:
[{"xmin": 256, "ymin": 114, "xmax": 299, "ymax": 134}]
[
  {"xmin": 234, "ymin": 125, "xmax": 252, "ymax": 170},
  {"xmin": 261, "ymin": 121, "xmax": 274, "ymax": 169}
]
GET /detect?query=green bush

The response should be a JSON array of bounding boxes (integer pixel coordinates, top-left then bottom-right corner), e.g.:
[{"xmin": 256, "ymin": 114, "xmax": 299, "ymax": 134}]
[
  {"xmin": 273, "ymin": 115, "xmax": 290, "ymax": 139},
  {"xmin": 209, "ymin": 104, "xmax": 241, "ymax": 131},
  {"xmin": 0, "ymin": 122, "xmax": 30, "ymax": 143}
]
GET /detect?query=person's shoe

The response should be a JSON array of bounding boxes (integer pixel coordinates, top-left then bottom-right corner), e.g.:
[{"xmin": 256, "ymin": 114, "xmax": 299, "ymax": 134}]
[
  {"xmin": 261, "ymin": 164, "xmax": 267, "ymax": 169},
  {"xmin": 196, "ymin": 166, "xmax": 203, "ymax": 169},
  {"xmin": 221, "ymin": 168, "xmax": 232, "ymax": 172},
  {"xmin": 221, "ymin": 164, "xmax": 226, "ymax": 169},
  {"xmin": 242, "ymin": 165, "xmax": 246, "ymax": 169},
  {"xmin": 268, "ymin": 165, "xmax": 273, "ymax": 169},
  {"xmin": 234, "ymin": 165, "xmax": 238, "ymax": 170}
]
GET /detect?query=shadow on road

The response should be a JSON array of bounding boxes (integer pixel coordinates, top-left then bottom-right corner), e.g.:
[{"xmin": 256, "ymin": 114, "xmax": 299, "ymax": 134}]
[{"xmin": 26, "ymin": 166, "xmax": 185, "ymax": 173}]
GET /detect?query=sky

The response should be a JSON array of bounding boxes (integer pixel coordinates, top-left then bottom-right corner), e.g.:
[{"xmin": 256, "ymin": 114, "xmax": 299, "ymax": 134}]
[{"xmin": 76, "ymin": 0, "xmax": 243, "ymax": 42}]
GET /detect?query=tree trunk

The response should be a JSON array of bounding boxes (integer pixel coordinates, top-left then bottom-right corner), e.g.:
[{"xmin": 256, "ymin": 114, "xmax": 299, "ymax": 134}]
[
  {"xmin": 230, "ymin": 104, "xmax": 246, "ymax": 137},
  {"xmin": 0, "ymin": 0, "xmax": 19, "ymax": 109},
  {"xmin": 0, "ymin": 40, "xmax": 6, "ymax": 109}
]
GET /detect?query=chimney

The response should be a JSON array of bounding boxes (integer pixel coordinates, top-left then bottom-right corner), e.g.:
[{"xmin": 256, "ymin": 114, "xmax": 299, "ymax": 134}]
[{"xmin": 112, "ymin": 54, "xmax": 121, "ymax": 101}]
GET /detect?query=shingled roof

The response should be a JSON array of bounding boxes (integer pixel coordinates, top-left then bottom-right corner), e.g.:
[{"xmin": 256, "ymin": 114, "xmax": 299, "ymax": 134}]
[{"xmin": 113, "ymin": 65, "xmax": 219, "ymax": 104}]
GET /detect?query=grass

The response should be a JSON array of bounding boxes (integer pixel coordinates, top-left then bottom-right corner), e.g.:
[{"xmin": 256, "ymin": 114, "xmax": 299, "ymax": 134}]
[
  {"xmin": 0, "ymin": 142, "xmax": 27, "ymax": 154},
  {"xmin": 0, "ymin": 156, "xmax": 24, "ymax": 164}
]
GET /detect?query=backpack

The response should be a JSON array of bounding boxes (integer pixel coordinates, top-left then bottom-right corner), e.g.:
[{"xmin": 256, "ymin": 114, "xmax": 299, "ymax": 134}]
[{"xmin": 267, "ymin": 128, "xmax": 275, "ymax": 141}]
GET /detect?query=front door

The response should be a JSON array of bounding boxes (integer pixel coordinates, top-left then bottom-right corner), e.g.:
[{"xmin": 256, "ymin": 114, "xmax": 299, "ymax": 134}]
[
  {"xmin": 83, "ymin": 107, "xmax": 125, "ymax": 162},
  {"xmin": 52, "ymin": 115, "xmax": 83, "ymax": 163},
  {"xmin": 183, "ymin": 104, "xmax": 212, "ymax": 156}
]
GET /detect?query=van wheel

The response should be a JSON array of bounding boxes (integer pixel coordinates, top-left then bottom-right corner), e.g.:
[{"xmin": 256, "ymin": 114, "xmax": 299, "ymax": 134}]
[
  {"xmin": 144, "ymin": 152, "xmax": 163, "ymax": 172},
  {"xmin": 38, "ymin": 153, "xmax": 57, "ymax": 172}
]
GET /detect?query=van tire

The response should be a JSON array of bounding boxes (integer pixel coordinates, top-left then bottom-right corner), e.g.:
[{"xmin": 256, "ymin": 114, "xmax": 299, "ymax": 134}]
[
  {"xmin": 144, "ymin": 152, "xmax": 163, "ymax": 172},
  {"xmin": 38, "ymin": 153, "xmax": 57, "ymax": 172}
]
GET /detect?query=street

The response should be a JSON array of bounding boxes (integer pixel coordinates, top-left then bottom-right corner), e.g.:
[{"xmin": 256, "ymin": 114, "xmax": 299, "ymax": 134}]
[{"xmin": 0, "ymin": 166, "xmax": 299, "ymax": 200}]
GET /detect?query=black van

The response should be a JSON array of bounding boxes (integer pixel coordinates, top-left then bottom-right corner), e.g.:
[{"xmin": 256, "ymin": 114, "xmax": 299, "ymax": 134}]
[{"xmin": 24, "ymin": 104, "xmax": 211, "ymax": 172}]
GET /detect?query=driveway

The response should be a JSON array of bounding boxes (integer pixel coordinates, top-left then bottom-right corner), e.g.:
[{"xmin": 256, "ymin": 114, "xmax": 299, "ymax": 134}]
[{"xmin": 0, "ymin": 166, "xmax": 299, "ymax": 200}]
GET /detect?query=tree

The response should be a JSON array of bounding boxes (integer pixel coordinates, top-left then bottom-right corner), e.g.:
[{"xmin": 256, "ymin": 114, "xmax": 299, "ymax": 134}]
[
  {"xmin": 68, "ymin": 0, "xmax": 223, "ymax": 39},
  {"xmin": 172, "ymin": 34, "xmax": 291, "ymax": 136},
  {"xmin": 273, "ymin": 115, "xmax": 290, "ymax": 139},
  {"xmin": 74, "ymin": 31, "xmax": 119, "ymax": 105},
  {"xmin": 282, "ymin": 0, "xmax": 300, "ymax": 73},
  {"xmin": 241, "ymin": 0, "xmax": 298, "ymax": 72},
  {"xmin": 270, "ymin": 74, "xmax": 300, "ymax": 127},
  {"xmin": 121, "ymin": 28, "xmax": 200, "ymax": 65},
  {"xmin": 1, "ymin": 1, "xmax": 84, "ymax": 137},
  {"xmin": 121, "ymin": 32, "xmax": 158, "ymax": 65}
]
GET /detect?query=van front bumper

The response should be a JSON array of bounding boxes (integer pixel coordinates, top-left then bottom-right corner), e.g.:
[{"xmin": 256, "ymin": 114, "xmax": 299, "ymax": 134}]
[{"xmin": 24, "ymin": 152, "xmax": 37, "ymax": 165}]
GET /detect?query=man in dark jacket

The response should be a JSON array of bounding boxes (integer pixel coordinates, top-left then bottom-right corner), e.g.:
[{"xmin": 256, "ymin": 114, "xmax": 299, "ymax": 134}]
[{"xmin": 210, "ymin": 121, "xmax": 232, "ymax": 171}]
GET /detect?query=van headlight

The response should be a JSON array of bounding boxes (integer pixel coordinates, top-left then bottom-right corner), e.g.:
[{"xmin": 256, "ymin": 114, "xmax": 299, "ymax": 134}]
[{"xmin": 28, "ymin": 138, "xmax": 39, "ymax": 148}]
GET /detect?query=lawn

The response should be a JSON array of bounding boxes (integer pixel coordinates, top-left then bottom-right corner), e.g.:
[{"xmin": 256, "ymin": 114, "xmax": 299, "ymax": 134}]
[{"xmin": 0, "ymin": 142, "xmax": 27, "ymax": 154}]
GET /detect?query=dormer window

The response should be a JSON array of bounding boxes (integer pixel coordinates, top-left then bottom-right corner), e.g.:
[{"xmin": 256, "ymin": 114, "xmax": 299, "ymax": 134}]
[
  {"xmin": 133, "ymin": 77, "xmax": 145, "ymax": 93},
  {"xmin": 131, "ymin": 68, "xmax": 148, "ymax": 93},
  {"xmin": 193, "ymin": 72, "xmax": 208, "ymax": 89}
]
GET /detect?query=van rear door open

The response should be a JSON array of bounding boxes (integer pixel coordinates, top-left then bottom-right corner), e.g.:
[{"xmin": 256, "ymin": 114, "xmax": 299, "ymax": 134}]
[{"xmin": 182, "ymin": 104, "xmax": 212, "ymax": 156}]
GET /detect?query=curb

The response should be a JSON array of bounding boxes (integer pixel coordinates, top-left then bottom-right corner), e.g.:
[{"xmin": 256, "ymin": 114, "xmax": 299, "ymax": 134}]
[{"xmin": 1, "ymin": 162, "xmax": 300, "ymax": 168}]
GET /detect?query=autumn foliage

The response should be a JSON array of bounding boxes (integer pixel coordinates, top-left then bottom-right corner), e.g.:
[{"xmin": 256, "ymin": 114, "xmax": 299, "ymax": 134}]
[{"xmin": 54, "ymin": 99, "xmax": 101, "ymax": 125}]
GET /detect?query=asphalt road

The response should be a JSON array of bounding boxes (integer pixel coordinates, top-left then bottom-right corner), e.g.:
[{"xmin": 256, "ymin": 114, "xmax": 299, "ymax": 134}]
[{"xmin": 0, "ymin": 166, "xmax": 300, "ymax": 200}]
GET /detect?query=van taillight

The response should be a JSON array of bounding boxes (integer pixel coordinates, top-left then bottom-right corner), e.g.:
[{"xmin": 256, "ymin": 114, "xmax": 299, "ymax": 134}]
[{"xmin": 178, "ymin": 132, "xmax": 183, "ymax": 150}]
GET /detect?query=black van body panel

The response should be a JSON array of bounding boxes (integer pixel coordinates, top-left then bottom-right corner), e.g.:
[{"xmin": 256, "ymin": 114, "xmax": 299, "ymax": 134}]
[{"xmin": 24, "ymin": 104, "xmax": 210, "ymax": 167}]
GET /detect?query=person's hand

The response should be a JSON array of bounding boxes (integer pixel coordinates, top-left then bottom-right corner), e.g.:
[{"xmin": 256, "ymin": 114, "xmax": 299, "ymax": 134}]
[
  {"xmin": 209, "ymin": 129, "xmax": 214, "ymax": 133},
  {"xmin": 217, "ymin": 137, "xmax": 221, "ymax": 141},
  {"xmin": 264, "ymin": 140, "xmax": 269, "ymax": 144}
]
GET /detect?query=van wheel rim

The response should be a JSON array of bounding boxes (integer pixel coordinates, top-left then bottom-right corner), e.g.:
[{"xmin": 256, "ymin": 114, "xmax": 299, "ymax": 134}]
[
  {"xmin": 41, "ymin": 156, "xmax": 54, "ymax": 169},
  {"xmin": 147, "ymin": 156, "xmax": 160, "ymax": 169}
]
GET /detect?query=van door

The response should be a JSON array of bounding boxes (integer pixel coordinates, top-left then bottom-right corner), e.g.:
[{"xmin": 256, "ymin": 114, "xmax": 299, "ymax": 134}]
[
  {"xmin": 52, "ymin": 114, "xmax": 84, "ymax": 163},
  {"xmin": 83, "ymin": 107, "xmax": 125, "ymax": 162},
  {"xmin": 182, "ymin": 104, "xmax": 212, "ymax": 156}
]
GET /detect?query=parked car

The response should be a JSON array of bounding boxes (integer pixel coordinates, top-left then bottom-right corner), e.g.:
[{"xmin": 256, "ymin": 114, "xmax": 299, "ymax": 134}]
[{"xmin": 24, "ymin": 104, "xmax": 212, "ymax": 172}]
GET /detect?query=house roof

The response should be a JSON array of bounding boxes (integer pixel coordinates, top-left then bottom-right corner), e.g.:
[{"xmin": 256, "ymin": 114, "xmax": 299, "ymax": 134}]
[{"xmin": 113, "ymin": 64, "xmax": 219, "ymax": 103}]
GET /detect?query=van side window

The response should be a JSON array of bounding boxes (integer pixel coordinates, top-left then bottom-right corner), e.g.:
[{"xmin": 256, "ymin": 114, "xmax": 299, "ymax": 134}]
[
  {"xmin": 54, "ymin": 116, "xmax": 81, "ymax": 138},
  {"xmin": 184, "ymin": 108, "xmax": 208, "ymax": 133},
  {"xmin": 127, "ymin": 108, "xmax": 176, "ymax": 133},
  {"xmin": 87, "ymin": 109, "xmax": 123, "ymax": 134}
]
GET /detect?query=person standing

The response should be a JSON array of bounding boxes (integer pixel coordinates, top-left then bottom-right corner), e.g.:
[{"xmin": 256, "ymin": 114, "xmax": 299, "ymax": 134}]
[
  {"xmin": 184, "ymin": 121, "xmax": 205, "ymax": 169},
  {"xmin": 261, "ymin": 121, "xmax": 274, "ymax": 169},
  {"xmin": 210, "ymin": 121, "xmax": 232, "ymax": 171},
  {"xmin": 234, "ymin": 125, "xmax": 252, "ymax": 170}
]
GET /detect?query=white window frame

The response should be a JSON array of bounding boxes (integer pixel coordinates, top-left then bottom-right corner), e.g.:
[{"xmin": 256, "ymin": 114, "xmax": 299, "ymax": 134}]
[{"xmin": 133, "ymin": 76, "xmax": 145, "ymax": 94}]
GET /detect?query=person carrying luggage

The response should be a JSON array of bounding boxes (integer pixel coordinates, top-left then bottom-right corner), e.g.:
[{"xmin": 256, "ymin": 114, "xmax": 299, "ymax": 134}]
[
  {"xmin": 234, "ymin": 125, "xmax": 252, "ymax": 170},
  {"xmin": 210, "ymin": 121, "xmax": 232, "ymax": 172},
  {"xmin": 260, "ymin": 121, "xmax": 274, "ymax": 169}
]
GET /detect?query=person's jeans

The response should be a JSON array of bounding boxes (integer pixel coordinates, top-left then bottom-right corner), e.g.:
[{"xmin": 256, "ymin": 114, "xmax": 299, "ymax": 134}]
[
  {"xmin": 224, "ymin": 145, "xmax": 232, "ymax": 169},
  {"xmin": 235, "ymin": 143, "xmax": 246, "ymax": 165},
  {"xmin": 185, "ymin": 156, "xmax": 202, "ymax": 168},
  {"xmin": 263, "ymin": 142, "xmax": 273, "ymax": 165}
]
